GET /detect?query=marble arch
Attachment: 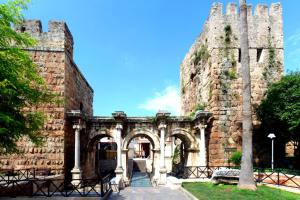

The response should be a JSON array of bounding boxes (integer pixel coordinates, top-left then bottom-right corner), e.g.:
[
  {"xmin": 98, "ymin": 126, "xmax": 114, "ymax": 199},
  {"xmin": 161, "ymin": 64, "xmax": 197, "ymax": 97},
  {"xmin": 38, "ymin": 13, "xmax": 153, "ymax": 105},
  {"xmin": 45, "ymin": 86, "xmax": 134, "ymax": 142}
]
[{"xmin": 67, "ymin": 110, "xmax": 212, "ymax": 187}]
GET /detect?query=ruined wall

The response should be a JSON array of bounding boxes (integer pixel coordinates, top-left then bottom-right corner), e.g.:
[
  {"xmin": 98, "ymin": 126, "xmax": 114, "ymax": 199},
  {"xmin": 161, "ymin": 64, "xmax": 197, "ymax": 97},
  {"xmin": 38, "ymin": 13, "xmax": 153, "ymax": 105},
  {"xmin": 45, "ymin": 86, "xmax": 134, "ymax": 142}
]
[
  {"xmin": 180, "ymin": 3, "xmax": 284, "ymax": 165},
  {"xmin": 0, "ymin": 20, "xmax": 93, "ymax": 175}
]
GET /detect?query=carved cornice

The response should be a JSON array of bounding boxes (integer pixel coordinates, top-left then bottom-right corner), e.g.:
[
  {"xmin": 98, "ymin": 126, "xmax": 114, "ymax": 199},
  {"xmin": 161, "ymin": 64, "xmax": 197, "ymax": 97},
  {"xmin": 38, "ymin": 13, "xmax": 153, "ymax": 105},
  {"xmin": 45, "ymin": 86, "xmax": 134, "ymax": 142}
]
[{"xmin": 112, "ymin": 111, "xmax": 127, "ymax": 122}]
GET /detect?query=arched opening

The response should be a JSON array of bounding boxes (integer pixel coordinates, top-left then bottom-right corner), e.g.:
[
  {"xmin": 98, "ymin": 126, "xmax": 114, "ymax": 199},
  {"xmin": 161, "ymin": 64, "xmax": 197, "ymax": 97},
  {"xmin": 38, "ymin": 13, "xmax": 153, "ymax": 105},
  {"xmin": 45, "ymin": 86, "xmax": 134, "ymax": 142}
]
[
  {"xmin": 96, "ymin": 137, "xmax": 117, "ymax": 177},
  {"xmin": 168, "ymin": 128, "xmax": 199, "ymax": 177},
  {"xmin": 128, "ymin": 135, "xmax": 152, "ymax": 159},
  {"xmin": 85, "ymin": 133, "xmax": 116, "ymax": 178},
  {"xmin": 121, "ymin": 130, "xmax": 160, "ymax": 185}
]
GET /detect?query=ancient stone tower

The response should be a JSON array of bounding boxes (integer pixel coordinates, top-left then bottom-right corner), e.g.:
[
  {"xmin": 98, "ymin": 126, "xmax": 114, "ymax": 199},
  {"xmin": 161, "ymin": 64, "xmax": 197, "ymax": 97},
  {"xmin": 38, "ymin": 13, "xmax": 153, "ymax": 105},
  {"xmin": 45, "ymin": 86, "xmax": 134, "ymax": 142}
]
[
  {"xmin": 0, "ymin": 20, "xmax": 93, "ymax": 177},
  {"xmin": 180, "ymin": 3, "xmax": 284, "ymax": 165}
]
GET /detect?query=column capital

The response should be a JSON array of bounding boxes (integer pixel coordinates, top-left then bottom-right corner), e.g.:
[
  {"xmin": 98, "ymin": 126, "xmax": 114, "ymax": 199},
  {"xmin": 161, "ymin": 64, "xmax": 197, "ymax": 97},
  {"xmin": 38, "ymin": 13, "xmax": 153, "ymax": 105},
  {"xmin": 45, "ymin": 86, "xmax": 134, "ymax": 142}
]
[
  {"xmin": 158, "ymin": 122, "xmax": 167, "ymax": 130},
  {"xmin": 72, "ymin": 124, "xmax": 83, "ymax": 130},
  {"xmin": 198, "ymin": 123, "xmax": 207, "ymax": 129},
  {"xmin": 116, "ymin": 123, "xmax": 123, "ymax": 130},
  {"xmin": 196, "ymin": 123, "xmax": 207, "ymax": 130}
]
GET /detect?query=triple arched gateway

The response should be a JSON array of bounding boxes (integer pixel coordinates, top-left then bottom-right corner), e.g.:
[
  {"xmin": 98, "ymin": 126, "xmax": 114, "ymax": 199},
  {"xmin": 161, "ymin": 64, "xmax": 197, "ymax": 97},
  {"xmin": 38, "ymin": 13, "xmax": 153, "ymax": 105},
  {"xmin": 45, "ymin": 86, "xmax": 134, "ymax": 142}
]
[{"xmin": 67, "ymin": 110, "xmax": 211, "ymax": 187}]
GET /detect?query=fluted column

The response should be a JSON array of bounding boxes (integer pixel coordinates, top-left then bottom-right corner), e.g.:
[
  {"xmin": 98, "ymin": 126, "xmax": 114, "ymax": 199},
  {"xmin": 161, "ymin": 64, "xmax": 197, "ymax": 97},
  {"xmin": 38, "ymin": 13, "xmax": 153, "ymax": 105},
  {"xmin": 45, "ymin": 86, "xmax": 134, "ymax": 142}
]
[{"xmin": 71, "ymin": 124, "xmax": 82, "ymax": 185}]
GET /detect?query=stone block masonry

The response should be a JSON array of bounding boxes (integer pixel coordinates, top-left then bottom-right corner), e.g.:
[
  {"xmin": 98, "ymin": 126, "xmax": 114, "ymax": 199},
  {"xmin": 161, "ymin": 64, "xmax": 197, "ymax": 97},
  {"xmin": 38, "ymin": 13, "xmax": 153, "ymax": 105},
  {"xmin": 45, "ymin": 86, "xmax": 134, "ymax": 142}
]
[
  {"xmin": 0, "ymin": 20, "xmax": 93, "ymax": 178},
  {"xmin": 180, "ymin": 2, "xmax": 284, "ymax": 165}
]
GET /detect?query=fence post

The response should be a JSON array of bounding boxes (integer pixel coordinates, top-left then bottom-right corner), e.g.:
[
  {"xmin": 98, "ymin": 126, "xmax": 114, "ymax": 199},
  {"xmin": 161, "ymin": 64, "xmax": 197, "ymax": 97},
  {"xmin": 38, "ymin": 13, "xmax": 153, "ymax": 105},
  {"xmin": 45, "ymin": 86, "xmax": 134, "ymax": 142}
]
[
  {"xmin": 100, "ymin": 177, "xmax": 104, "ymax": 197},
  {"xmin": 12, "ymin": 181, "xmax": 16, "ymax": 198},
  {"xmin": 65, "ymin": 179, "xmax": 68, "ymax": 197}
]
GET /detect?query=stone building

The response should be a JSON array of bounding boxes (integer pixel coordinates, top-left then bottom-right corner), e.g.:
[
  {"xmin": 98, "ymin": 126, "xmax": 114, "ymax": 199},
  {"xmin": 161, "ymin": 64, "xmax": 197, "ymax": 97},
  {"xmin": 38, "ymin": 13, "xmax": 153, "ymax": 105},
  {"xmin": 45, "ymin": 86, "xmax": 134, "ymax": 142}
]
[
  {"xmin": 0, "ymin": 20, "xmax": 94, "ymax": 179},
  {"xmin": 180, "ymin": 2, "xmax": 284, "ymax": 165}
]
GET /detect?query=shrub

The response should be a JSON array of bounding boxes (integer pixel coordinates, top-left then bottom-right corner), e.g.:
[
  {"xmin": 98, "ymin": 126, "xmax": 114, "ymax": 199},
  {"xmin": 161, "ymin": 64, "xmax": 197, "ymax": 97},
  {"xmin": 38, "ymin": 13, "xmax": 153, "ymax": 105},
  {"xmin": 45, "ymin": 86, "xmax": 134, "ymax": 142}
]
[{"xmin": 229, "ymin": 151, "xmax": 242, "ymax": 165}]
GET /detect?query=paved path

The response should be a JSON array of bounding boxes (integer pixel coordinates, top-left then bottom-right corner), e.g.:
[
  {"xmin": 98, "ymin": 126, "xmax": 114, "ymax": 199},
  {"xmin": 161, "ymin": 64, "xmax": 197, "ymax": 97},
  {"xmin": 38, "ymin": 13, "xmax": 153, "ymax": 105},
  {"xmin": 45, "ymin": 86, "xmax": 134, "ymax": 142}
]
[
  {"xmin": 108, "ymin": 186, "xmax": 190, "ymax": 200},
  {"xmin": 130, "ymin": 172, "xmax": 152, "ymax": 187}
]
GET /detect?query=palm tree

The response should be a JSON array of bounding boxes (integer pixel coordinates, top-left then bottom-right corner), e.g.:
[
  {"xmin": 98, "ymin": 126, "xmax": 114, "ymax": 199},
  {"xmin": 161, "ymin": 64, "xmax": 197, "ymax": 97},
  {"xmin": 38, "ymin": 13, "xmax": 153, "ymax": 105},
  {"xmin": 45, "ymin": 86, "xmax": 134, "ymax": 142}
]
[{"xmin": 238, "ymin": 0, "xmax": 257, "ymax": 190}]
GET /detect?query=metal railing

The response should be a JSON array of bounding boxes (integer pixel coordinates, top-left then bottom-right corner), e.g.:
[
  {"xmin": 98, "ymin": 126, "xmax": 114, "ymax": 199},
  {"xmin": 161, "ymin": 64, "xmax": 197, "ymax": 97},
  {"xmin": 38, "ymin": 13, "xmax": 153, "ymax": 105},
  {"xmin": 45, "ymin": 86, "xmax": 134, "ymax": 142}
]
[
  {"xmin": 180, "ymin": 166, "xmax": 300, "ymax": 189},
  {"xmin": 0, "ymin": 168, "xmax": 113, "ymax": 198}
]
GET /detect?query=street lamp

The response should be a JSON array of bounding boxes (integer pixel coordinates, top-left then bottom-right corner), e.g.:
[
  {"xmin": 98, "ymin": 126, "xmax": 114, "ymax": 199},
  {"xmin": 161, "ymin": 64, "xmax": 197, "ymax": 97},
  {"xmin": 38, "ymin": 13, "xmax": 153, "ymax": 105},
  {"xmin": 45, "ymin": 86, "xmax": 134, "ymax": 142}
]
[{"xmin": 267, "ymin": 133, "xmax": 276, "ymax": 170}]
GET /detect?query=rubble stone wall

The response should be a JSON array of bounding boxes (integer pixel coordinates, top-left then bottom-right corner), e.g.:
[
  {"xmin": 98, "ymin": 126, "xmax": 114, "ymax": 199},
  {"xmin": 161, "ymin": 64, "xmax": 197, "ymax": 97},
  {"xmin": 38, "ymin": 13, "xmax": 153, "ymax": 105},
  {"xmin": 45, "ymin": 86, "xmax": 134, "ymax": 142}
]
[{"xmin": 180, "ymin": 3, "xmax": 284, "ymax": 165}]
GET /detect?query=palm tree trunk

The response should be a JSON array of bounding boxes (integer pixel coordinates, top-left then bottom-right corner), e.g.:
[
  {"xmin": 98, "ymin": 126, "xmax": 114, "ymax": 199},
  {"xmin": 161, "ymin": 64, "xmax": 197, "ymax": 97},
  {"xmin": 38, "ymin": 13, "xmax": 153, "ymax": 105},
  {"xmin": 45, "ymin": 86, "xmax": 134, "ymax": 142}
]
[{"xmin": 238, "ymin": 0, "xmax": 257, "ymax": 190}]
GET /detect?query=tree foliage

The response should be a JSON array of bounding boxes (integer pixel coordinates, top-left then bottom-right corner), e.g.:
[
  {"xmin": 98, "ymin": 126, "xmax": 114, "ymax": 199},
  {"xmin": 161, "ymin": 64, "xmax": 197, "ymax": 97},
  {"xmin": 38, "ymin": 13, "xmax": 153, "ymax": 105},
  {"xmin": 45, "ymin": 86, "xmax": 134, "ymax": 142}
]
[
  {"xmin": 0, "ymin": 0, "xmax": 55, "ymax": 154},
  {"xmin": 257, "ymin": 72, "xmax": 300, "ymax": 140}
]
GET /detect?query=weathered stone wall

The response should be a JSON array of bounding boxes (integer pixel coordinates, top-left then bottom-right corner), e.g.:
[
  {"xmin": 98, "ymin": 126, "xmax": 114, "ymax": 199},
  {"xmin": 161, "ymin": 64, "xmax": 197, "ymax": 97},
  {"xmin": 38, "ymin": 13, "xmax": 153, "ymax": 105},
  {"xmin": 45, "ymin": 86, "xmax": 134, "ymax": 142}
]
[
  {"xmin": 0, "ymin": 20, "xmax": 93, "ymax": 176},
  {"xmin": 180, "ymin": 3, "xmax": 284, "ymax": 165}
]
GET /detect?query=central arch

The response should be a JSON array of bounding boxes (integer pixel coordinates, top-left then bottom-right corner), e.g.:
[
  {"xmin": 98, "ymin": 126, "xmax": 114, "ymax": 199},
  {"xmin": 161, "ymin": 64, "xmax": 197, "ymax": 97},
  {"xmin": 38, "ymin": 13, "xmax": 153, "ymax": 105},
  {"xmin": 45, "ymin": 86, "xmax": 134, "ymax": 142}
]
[
  {"xmin": 122, "ymin": 129, "xmax": 160, "ymax": 150},
  {"xmin": 121, "ymin": 129, "xmax": 160, "ymax": 183}
]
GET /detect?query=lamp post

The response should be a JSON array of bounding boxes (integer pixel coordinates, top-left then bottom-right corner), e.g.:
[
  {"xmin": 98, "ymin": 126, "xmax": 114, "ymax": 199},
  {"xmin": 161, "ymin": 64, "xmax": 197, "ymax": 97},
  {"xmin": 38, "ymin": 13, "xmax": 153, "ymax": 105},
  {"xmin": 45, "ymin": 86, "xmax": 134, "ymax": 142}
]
[{"xmin": 267, "ymin": 133, "xmax": 276, "ymax": 170}]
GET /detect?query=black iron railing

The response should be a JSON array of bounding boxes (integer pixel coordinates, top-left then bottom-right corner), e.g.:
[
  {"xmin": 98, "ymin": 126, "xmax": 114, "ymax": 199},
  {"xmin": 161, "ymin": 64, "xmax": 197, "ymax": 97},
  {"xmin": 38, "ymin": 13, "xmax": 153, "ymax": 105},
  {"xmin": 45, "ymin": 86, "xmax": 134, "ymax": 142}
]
[
  {"xmin": 0, "ymin": 168, "xmax": 113, "ymax": 198},
  {"xmin": 180, "ymin": 166, "xmax": 300, "ymax": 189}
]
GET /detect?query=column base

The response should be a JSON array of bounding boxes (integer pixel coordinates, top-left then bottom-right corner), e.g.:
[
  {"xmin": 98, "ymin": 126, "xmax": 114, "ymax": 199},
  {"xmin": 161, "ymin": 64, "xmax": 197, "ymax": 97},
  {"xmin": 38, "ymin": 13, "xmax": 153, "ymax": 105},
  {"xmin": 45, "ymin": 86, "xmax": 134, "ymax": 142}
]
[
  {"xmin": 71, "ymin": 168, "xmax": 82, "ymax": 186},
  {"xmin": 114, "ymin": 167, "xmax": 124, "ymax": 189},
  {"xmin": 158, "ymin": 168, "xmax": 167, "ymax": 185},
  {"xmin": 115, "ymin": 167, "xmax": 124, "ymax": 175}
]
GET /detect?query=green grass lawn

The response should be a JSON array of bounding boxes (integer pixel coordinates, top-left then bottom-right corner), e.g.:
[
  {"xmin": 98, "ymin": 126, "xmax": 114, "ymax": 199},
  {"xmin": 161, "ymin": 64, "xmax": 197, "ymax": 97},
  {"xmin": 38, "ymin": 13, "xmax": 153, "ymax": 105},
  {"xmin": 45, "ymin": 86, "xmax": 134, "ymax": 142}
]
[{"xmin": 182, "ymin": 182, "xmax": 300, "ymax": 200}]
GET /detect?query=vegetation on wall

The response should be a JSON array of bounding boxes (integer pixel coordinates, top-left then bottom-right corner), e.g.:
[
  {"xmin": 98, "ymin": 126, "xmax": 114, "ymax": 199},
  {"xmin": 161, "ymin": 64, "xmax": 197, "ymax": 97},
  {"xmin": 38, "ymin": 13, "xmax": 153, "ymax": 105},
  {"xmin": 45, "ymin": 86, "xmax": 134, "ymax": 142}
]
[
  {"xmin": 224, "ymin": 25, "xmax": 232, "ymax": 46},
  {"xmin": 263, "ymin": 33, "xmax": 281, "ymax": 84},
  {"xmin": 189, "ymin": 103, "xmax": 205, "ymax": 118},
  {"xmin": 219, "ymin": 24, "xmax": 239, "ymax": 147},
  {"xmin": 193, "ymin": 44, "xmax": 210, "ymax": 66},
  {"xmin": 172, "ymin": 145, "xmax": 181, "ymax": 173},
  {"xmin": 181, "ymin": 78, "xmax": 185, "ymax": 94},
  {"xmin": 224, "ymin": 68, "xmax": 237, "ymax": 80}
]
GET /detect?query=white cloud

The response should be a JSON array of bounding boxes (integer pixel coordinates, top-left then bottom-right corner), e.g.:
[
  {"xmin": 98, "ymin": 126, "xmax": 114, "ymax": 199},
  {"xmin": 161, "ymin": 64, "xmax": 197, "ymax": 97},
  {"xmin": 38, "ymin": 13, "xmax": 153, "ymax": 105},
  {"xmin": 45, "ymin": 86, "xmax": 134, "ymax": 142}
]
[{"xmin": 139, "ymin": 85, "xmax": 180, "ymax": 115}]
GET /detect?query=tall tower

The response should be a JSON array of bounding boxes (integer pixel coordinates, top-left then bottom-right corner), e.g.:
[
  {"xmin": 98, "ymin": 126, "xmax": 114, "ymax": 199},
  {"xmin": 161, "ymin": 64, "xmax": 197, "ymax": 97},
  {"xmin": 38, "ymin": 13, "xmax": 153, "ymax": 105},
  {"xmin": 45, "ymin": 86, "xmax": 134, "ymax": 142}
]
[
  {"xmin": 180, "ymin": 3, "xmax": 283, "ymax": 165},
  {"xmin": 0, "ymin": 20, "xmax": 93, "ymax": 179}
]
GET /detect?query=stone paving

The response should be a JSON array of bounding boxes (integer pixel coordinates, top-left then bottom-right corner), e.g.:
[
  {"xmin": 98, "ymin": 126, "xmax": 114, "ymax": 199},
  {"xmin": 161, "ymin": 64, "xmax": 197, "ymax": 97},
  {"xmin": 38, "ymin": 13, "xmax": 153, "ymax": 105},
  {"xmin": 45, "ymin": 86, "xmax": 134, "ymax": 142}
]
[
  {"xmin": 108, "ymin": 186, "xmax": 190, "ymax": 200},
  {"xmin": 130, "ymin": 172, "xmax": 152, "ymax": 187}
]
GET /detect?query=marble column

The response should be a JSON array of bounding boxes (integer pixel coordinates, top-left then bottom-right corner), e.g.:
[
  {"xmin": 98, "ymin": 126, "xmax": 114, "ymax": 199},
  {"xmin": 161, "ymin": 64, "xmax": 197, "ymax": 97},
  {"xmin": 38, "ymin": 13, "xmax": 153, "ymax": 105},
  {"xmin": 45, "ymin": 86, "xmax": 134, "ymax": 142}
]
[
  {"xmin": 158, "ymin": 123, "xmax": 167, "ymax": 185},
  {"xmin": 71, "ymin": 124, "xmax": 82, "ymax": 185},
  {"xmin": 122, "ymin": 149, "xmax": 129, "ymax": 183},
  {"xmin": 115, "ymin": 123, "xmax": 124, "ymax": 178},
  {"xmin": 199, "ymin": 124, "xmax": 207, "ymax": 166},
  {"xmin": 152, "ymin": 149, "xmax": 160, "ymax": 184}
]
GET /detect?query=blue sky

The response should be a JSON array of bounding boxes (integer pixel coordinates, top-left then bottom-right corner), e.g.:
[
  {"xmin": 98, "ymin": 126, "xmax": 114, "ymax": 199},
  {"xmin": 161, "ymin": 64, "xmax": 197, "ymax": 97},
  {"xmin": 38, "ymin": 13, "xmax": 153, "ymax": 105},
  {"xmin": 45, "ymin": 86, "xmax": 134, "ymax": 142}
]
[{"xmin": 12, "ymin": 0, "xmax": 300, "ymax": 116}]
